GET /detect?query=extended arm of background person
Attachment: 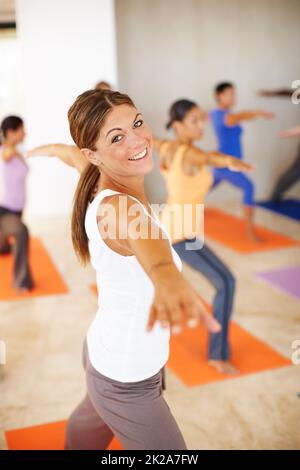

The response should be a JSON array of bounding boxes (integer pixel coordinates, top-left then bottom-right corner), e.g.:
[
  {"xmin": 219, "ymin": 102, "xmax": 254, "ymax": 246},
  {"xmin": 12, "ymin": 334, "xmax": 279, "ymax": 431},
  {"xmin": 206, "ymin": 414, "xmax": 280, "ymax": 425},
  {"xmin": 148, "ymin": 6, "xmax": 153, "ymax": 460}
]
[
  {"xmin": 278, "ymin": 124, "xmax": 300, "ymax": 138},
  {"xmin": 183, "ymin": 146, "xmax": 255, "ymax": 172},
  {"xmin": 225, "ymin": 110, "xmax": 275, "ymax": 126},
  {"xmin": 257, "ymin": 89, "xmax": 292, "ymax": 98},
  {"xmin": 2, "ymin": 145, "xmax": 23, "ymax": 161},
  {"xmin": 97, "ymin": 193, "xmax": 221, "ymax": 335},
  {"xmin": 153, "ymin": 137, "xmax": 254, "ymax": 172},
  {"xmin": 26, "ymin": 144, "xmax": 88, "ymax": 173}
]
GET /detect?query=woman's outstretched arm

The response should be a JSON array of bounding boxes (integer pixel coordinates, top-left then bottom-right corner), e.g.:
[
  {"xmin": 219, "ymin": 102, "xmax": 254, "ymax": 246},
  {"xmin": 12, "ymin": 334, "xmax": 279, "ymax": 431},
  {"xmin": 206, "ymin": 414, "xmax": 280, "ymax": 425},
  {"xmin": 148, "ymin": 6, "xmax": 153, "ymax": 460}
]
[
  {"xmin": 225, "ymin": 110, "xmax": 274, "ymax": 126},
  {"xmin": 186, "ymin": 146, "xmax": 255, "ymax": 172},
  {"xmin": 27, "ymin": 144, "xmax": 88, "ymax": 173},
  {"xmin": 154, "ymin": 137, "xmax": 254, "ymax": 172},
  {"xmin": 97, "ymin": 193, "xmax": 221, "ymax": 335},
  {"xmin": 278, "ymin": 124, "xmax": 300, "ymax": 138}
]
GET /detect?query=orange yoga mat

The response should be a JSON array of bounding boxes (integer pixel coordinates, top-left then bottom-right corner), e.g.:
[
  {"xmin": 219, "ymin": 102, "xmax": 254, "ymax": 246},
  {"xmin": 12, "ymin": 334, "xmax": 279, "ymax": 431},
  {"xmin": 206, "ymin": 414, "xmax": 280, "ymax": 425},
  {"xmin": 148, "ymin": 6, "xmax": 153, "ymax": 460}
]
[
  {"xmin": 5, "ymin": 420, "xmax": 123, "ymax": 450},
  {"xmin": 0, "ymin": 237, "xmax": 68, "ymax": 300},
  {"xmin": 167, "ymin": 321, "xmax": 291, "ymax": 386},
  {"xmin": 204, "ymin": 208, "xmax": 299, "ymax": 253}
]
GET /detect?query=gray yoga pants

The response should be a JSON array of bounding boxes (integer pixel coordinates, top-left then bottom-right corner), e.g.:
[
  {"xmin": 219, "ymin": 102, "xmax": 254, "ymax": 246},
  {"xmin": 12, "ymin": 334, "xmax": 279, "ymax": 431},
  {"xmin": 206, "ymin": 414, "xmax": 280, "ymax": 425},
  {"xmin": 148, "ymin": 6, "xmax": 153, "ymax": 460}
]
[{"xmin": 65, "ymin": 340, "xmax": 187, "ymax": 450}]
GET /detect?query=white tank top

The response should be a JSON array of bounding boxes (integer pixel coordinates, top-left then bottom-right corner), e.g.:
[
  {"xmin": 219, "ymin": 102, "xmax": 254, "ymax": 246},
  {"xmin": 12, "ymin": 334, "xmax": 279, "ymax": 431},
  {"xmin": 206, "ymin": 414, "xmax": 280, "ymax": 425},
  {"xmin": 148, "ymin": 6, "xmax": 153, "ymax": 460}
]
[{"xmin": 85, "ymin": 189, "xmax": 182, "ymax": 382}]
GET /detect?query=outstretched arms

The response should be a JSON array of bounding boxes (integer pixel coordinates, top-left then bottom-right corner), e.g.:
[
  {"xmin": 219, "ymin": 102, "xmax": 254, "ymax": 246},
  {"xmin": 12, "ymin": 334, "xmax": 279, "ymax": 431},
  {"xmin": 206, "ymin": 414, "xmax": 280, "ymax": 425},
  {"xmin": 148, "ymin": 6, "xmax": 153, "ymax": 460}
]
[
  {"xmin": 225, "ymin": 110, "xmax": 274, "ymax": 126},
  {"xmin": 154, "ymin": 137, "xmax": 254, "ymax": 173},
  {"xmin": 27, "ymin": 144, "xmax": 88, "ymax": 173},
  {"xmin": 183, "ymin": 146, "xmax": 254, "ymax": 172}
]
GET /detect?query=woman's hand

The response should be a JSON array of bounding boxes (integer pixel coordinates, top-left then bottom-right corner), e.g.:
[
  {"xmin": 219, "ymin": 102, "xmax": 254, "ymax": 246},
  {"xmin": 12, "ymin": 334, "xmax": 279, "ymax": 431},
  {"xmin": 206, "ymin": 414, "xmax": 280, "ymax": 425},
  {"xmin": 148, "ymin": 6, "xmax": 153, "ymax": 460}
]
[
  {"xmin": 257, "ymin": 110, "xmax": 275, "ymax": 119},
  {"xmin": 278, "ymin": 125, "xmax": 300, "ymax": 138},
  {"xmin": 147, "ymin": 264, "xmax": 221, "ymax": 334},
  {"xmin": 226, "ymin": 157, "xmax": 255, "ymax": 172}
]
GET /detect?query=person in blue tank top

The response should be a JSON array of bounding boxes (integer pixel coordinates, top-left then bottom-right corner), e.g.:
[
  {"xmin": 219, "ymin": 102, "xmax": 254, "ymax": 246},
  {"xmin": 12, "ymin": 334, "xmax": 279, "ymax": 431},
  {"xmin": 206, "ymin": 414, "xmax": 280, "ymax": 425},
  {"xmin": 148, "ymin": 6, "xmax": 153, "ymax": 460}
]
[{"xmin": 210, "ymin": 82, "xmax": 274, "ymax": 242}]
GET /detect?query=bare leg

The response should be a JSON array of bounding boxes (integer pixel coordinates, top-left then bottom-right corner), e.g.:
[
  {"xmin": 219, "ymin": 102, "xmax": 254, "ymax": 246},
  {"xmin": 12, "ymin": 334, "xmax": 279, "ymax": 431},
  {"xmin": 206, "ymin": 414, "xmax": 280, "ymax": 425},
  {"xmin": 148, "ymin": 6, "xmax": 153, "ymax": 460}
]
[{"xmin": 244, "ymin": 205, "xmax": 263, "ymax": 243}]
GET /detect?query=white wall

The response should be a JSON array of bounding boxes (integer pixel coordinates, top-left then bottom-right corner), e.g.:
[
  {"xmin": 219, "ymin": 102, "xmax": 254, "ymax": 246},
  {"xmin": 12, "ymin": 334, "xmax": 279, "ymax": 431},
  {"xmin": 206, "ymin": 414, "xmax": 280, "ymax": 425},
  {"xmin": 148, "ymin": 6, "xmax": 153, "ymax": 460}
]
[
  {"xmin": 0, "ymin": 33, "xmax": 24, "ymax": 120},
  {"xmin": 115, "ymin": 0, "xmax": 300, "ymax": 204},
  {"xmin": 16, "ymin": 0, "xmax": 118, "ymax": 215}
]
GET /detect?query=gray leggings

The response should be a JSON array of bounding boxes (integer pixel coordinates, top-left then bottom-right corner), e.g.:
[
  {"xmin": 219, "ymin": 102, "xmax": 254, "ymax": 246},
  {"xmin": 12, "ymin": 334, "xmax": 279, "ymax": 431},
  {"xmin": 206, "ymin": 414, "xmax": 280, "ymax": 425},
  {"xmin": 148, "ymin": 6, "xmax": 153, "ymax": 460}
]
[
  {"xmin": 65, "ymin": 340, "xmax": 187, "ymax": 450},
  {"xmin": 0, "ymin": 208, "xmax": 33, "ymax": 289},
  {"xmin": 271, "ymin": 142, "xmax": 300, "ymax": 202}
]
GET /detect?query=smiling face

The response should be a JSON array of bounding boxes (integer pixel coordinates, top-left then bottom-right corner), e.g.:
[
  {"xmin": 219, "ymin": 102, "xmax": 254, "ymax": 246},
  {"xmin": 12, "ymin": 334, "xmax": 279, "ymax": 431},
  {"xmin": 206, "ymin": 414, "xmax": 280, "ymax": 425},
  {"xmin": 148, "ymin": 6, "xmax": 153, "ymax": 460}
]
[
  {"xmin": 82, "ymin": 104, "xmax": 153, "ymax": 177},
  {"xmin": 173, "ymin": 106, "xmax": 205, "ymax": 141}
]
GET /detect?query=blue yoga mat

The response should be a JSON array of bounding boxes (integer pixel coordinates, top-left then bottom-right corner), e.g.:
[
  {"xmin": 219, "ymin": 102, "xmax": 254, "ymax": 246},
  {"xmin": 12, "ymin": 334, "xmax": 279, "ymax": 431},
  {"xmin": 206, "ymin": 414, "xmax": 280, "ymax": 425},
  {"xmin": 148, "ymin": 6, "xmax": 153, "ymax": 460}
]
[{"xmin": 257, "ymin": 198, "xmax": 300, "ymax": 222}]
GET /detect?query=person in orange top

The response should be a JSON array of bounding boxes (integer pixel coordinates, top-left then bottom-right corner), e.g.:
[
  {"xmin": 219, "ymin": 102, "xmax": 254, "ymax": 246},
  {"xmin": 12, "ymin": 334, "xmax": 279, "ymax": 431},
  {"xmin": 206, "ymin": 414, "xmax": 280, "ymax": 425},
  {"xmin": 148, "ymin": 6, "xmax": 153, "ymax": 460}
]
[{"xmin": 154, "ymin": 99, "xmax": 253, "ymax": 374}]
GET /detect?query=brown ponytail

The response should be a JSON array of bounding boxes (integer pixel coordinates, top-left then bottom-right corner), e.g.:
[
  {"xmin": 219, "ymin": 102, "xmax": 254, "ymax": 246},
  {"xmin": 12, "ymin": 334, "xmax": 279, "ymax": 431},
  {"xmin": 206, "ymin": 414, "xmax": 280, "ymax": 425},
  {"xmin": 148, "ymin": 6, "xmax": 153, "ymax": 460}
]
[
  {"xmin": 71, "ymin": 163, "xmax": 100, "ymax": 265},
  {"xmin": 68, "ymin": 89, "xmax": 135, "ymax": 265}
]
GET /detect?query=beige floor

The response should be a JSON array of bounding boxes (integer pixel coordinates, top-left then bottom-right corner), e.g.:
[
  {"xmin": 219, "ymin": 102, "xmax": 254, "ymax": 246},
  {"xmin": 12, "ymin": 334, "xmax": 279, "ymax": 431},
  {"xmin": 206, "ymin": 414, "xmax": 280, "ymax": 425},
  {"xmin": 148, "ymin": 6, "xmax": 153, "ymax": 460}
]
[{"xmin": 0, "ymin": 201, "xmax": 300, "ymax": 450}]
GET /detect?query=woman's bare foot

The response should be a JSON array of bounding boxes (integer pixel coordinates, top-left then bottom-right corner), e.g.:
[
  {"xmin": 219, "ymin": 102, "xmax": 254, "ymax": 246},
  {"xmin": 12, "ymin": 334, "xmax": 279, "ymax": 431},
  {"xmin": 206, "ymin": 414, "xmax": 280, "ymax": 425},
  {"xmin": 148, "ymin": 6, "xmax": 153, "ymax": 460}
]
[
  {"xmin": 247, "ymin": 228, "xmax": 264, "ymax": 243},
  {"xmin": 15, "ymin": 286, "xmax": 31, "ymax": 294},
  {"xmin": 244, "ymin": 206, "xmax": 263, "ymax": 243},
  {"xmin": 209, "ymin": 360, "xmax": 239, "ymax": 375}
]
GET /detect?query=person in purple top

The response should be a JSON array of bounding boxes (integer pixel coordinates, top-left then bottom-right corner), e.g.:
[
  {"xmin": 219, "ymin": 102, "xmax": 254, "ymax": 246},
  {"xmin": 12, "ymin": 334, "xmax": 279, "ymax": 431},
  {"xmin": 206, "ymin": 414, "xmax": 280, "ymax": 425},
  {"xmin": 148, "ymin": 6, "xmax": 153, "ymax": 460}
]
[
  {"xmin": 210, "ymin": 82, "xmax": 274, "ymax": 242},
  {"xmin": 0, "ymin": 116, "xmax": 34, "ymax": 292}
]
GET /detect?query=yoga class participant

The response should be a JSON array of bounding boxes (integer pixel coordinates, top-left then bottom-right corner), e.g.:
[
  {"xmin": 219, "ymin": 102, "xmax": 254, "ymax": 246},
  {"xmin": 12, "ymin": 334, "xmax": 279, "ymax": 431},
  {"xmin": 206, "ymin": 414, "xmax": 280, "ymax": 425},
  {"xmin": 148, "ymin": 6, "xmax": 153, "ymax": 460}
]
[
  {"xmin": 0, "ymin": 116, "xmax": 34, "ymax": 292},
  {"xmin": 154, "ymin": 98, "xmax": 253, "ymax": 374},
  {"xmin": 210, "ymin": 82, "xmax": 274, "ymax": 241},
  {"xmin": 37, "ymin": 89, "xmax": 220, "ymax": 450}
]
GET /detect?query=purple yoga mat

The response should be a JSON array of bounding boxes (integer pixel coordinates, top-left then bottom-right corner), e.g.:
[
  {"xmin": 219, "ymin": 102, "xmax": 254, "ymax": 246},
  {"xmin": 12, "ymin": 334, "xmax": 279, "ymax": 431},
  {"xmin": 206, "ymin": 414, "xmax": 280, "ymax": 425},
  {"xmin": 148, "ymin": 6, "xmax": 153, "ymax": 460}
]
[{"xmin": 256, "ymin": 266, "xmax": 300, "ymax": 300}]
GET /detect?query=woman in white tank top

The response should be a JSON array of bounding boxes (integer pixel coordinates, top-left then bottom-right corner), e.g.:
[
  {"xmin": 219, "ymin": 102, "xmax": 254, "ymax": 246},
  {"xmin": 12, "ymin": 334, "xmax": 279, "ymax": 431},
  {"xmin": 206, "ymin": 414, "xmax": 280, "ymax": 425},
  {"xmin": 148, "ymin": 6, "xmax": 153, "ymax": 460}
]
[
  {"xmin": 84, "ymin": 187, "xmax": 183, "ymax": 382},
  {"xmin": 30, "ymin": 89, "xmax": 221, "ymax": 450}
]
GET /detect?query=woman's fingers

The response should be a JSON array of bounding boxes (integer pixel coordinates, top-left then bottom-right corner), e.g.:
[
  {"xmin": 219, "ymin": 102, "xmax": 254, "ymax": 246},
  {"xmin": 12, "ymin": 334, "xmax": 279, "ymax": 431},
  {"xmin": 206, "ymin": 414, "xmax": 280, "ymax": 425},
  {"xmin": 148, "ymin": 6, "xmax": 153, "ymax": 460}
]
[
  {"xmin": 200, "ymin": 311, "xmax": 221, "ymax": 333},
  {"xmin": 231, "ymin": 161, "xmax": 255, "ymax": 172},
  {"xmin": 168, "ymin": 304, "xmax": 183, "ymax": 334},
  {"xmin": 182, "ymin": 298, "xmax": 200, "ymax": 327},
  {"xmin": 185, "ymin": 295, "xmax": 221, "ymax": 333},
  {"xmin": 264, "ymin": 111, "xmax": 275, "ymax": 119},
  {"xmin": 156, "ymin": 304, "xmax": 170, "ymax": 329},
  {"xmin": 147, "ymin": 288, "xmax": 221, "ymax": 334},
  {"xmin": 146, "ymin": 304, "xmax": 157, "ymax": 332},
  {"xmin": 196, "ymin": 301, "xmax": 221, "ymax": 333},
  {"xmin": 194, "ymin": 295, "xmax": 221, "ymax": 333},
  {"xmin": 244, "ymin": 163, "xmax": 255, "ymax": 171}
]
